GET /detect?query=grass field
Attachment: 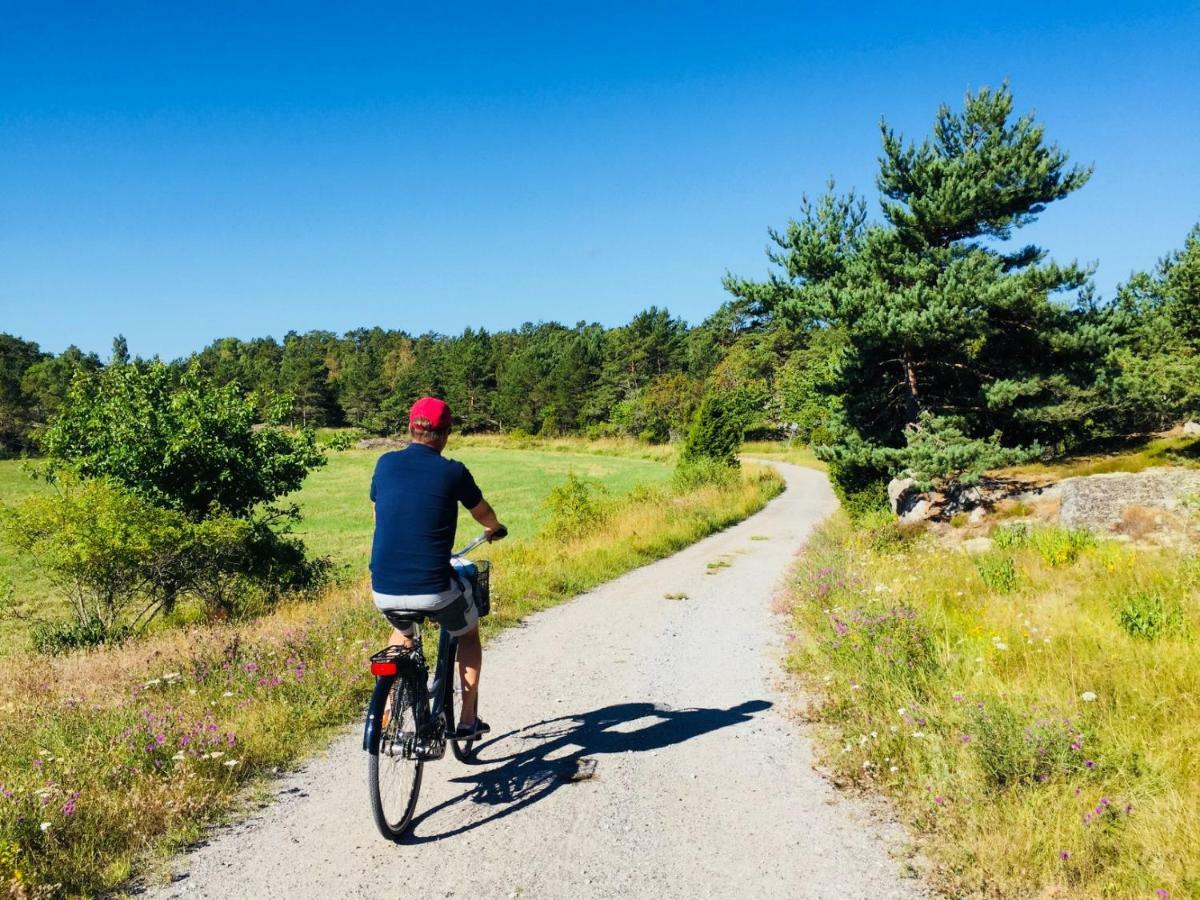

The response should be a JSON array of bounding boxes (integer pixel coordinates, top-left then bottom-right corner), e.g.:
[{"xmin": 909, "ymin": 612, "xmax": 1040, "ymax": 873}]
[
  {"xmin": 0, "ymin": 445, "xmax": 673, "ymax": 653},
  {"xmin": 785, "ymin": 512, "xmax": 1199, "ymax": 898},
  {"xmin": 290, "ymin": 445, "xmax": 674, "ymax": 575}
]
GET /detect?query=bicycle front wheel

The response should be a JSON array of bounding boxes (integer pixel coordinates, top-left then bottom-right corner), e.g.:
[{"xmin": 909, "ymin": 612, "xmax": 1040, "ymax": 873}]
[
  {"xmin": 368, "ymin": 674, "xmax": 424, "ymax": 840},
  {"xmin": 447, "ymin": 657, "xmax": 477, "ymax": 762}
]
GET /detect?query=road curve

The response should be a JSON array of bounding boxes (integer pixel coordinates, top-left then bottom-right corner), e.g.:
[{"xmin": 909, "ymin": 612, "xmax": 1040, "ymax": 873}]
[{"xmin": 146, "ymin": 463, "xmax": 922, "ymax": 900}]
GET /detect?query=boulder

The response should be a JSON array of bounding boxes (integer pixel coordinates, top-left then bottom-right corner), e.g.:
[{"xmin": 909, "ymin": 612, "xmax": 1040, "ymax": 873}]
[
  {"xmin": 1059, "ymin": 467, "xmax": 1200, "ymax": 532},
  {"xmin": 887, "ymin": 477, "xmax": 917, "ymax": 514},
  {"xmin": 1184, "ymin": 421, "xmax": 1200, "ymax": 436},
  {"xmin": 899, "ymin": 498, "xmax": 932, "ymax": 524}
]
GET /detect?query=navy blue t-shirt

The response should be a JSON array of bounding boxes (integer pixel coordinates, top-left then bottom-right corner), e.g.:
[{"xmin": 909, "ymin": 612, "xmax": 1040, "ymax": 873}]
[{"xmin": 369, "ymin": 444, "xmax": 484, "ymax": 594}]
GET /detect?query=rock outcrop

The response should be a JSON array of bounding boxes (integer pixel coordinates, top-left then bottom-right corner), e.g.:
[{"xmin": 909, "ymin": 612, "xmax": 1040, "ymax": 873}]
[{"xmin": 1059, "ymin": 467, "xmax": 1200, "ymax": 532}]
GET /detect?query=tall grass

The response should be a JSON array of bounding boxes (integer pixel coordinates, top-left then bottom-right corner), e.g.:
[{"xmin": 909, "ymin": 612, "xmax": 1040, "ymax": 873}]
[
  {"xmin": 785, "ymin": 513, "xmax": 1199, "ymax": 898},
  {"xmin": 0, "ymin": 465, "xmax": 782, "ymax": 895}
]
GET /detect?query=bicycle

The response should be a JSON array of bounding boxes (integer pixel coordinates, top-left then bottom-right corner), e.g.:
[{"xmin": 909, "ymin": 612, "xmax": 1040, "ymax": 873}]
[{"xmin": 362, "ymin": 527, "xmax": 504, "ymax": 841}]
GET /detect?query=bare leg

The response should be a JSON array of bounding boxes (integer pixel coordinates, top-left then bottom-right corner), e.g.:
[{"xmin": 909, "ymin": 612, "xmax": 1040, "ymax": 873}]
[
  {"xmin": 456, "ymin": 626, "xmax": 482, "ymax": 727},
  {"xmin": 389, "ymin": 627, "xmax": 415, "ymax": 649}
]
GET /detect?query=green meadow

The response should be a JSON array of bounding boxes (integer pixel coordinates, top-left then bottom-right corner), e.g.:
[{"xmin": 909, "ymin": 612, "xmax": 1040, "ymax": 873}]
[{"xmin": 0, "ymin": 445, "xmax": 673, "ymax": 654}]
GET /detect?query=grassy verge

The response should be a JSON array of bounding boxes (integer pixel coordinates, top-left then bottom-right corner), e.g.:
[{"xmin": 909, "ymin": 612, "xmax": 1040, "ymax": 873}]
[
  {"xmin": 784, "ymin": 511, "xmax": 1198, "ymax": 898},
  {"xmin": 0, "ymin": 464, "xmax": 782, "ymax": 896}
]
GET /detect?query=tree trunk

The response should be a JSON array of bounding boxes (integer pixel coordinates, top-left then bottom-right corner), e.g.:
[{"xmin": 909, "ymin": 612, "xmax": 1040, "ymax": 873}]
[{"xmin": 902, "ymin": 357, "xmax": 920, "ymax": 425}]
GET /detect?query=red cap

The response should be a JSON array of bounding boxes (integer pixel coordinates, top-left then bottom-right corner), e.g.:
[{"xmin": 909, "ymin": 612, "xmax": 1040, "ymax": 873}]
[{"xmin": 409, "ymin": 396, "xmax": 452, "ymax": 431}]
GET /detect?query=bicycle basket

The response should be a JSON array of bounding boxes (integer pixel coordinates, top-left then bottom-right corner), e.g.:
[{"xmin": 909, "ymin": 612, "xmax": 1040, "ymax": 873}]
[{"xmin": 473, "ymin": 560, "xmax": 492, "ymax": 617}]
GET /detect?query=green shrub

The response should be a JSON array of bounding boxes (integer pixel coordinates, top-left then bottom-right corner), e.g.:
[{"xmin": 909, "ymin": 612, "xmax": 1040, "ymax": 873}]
[
  {"xmin": 1030, "ymin": 526, "xmax": 1095, "ymax": 567},
  {"xmin": 673, "ymin": 457, "xmax": 738, "ymax": 492},
  {"xmin": 975, "ymin": 552, "xmax": 1019, "ymax": 592},
  {"xmin": 968, "ymin": 700, "xmax": 1094, "ymax": 788},
  {"xmin": 542, "ymin": 473, "xmax": 609, "ymax": 539},
  {"xmin": 826, "ymin": 458, "xmax": 888, "ymax": 519},
  {"xmin": 29, "ymin": 615, "xmax": 131, "ymax": 655},
  {"xmin": 1116, "ymin": 589, "xmax": 1186, "ymax": 640},
  {"xmin": 680, "ymin": 392, "xmax": 743, "ymax": 467},
  {"xmin": 992, "ymin": 521, "xmax": 1033, "ymax": 549}
]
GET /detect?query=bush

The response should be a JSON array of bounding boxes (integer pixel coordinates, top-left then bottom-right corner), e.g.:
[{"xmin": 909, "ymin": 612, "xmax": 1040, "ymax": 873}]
[
  {"xmin": 1116, "ymin": 589, "xmax": 1186, "ymax": 640},
  {"xmin": 673, "ymin": 457, "xmax": 738, "ymax": 492},
  {"xmin": 29, "ymin": 615, "xmax": 131, "ymax": 655},
  {"xmin": 827, "ymin": 458, "xmax": 888, "ymax": 518},
  {"xmin": 680, "ymin": 392, "xmax": 744, "ymax": 467},
  {"xmin": 41, "ymin": 361, "xmax": 325, "ymax": 519},
  {"xmin": 542, "ymin": 473, "xmax": 609, "ymax": 539},
  {"xmin": 0, "ymin": 476, "xmax": 190, "ymax": 642},
  {"xmin": 992, "ymin": 522, "xmax": 1033, "ymax": 550},
  {"xmin": 968, "ymin": 700, "xmax": 1094, "ymax": 788},
  {"xmin": 1030, "ymin": 526, "xmax": 1095, "ymax": 568},
  {"xmin": 975, "ymin": 552, "xmax": 1019, "ymax": 592}
]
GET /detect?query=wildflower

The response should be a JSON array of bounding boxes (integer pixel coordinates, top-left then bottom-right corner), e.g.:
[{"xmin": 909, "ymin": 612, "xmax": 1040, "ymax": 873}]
[
  {"xmin": 889, "ymin": 766, "xmax": 898, "ymax": 773},
  {"xmin": 897, "ymin": 708, "xmax": 907, "ymax": 716},
  {"xmin": 222, "ymin": 691, "xmax": 234, "ymax": 697},
  {"xmin": 1084, "ymin": 760, "xmax": 1095, "ymax": 769},
  {"xmin": 223, "ymin": 759, "xmax": 239, "ymax": 768},
  {"xmin": 40, "ymin": 821, "xmax": 51, "ymax": 832},
  {"xmin": 1080, "ymin": 691, "xmax": 1097, "ymax": 703},
  {"xmin": 1059, "ymin": 850, "xmax": 1069, "ymax": 860},
  {"xmin": 912, "ymin": 732, "xmax": 925, "ymax": 739},
  {"xmin": 1156, "ymin": 891, "xmax": 1170, "ymax": 900},
  {"xmin": 960, "ymin": 734, "xmax": 971, "ymax": 744},
  {"xmin": 143, "ymin": 678, "xmax": 161, "ymax": 688},
  {"xmin": 993, "ymin": 641, "xmax": 1008, "ymax": 651}
]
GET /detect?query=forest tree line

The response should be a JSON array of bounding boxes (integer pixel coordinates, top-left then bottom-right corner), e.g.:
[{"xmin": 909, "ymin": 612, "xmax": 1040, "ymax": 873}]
[{"xmin": 2, "ymin": 86, "xmax": 1198, "ymax": 503}]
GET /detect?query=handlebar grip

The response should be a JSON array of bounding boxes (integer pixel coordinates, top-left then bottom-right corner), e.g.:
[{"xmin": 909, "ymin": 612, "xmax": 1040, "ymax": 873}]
[{"xmin": 490, "ymin": 525, "xmax": 509, "ymax": 541}]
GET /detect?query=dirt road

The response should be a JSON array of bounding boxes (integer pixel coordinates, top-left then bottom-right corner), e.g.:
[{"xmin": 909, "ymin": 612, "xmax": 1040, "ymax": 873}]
[{"xmin": 146, "ymin": 463, "xmax": 921, "ymax": 899}]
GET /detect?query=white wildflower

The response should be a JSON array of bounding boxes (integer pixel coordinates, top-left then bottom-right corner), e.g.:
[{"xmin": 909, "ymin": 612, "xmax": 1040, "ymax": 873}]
[
  {"xmin": 889, "ymin": 766, "xmax": 898, "ymax": 773},
  {"xmin": 143, "ymin": 679, "xmax": 161, "ymax": 688},
  {"xmin": 912, "ymin": 731, "xmax": 925, "ymax": 739},
  {"xmin": 1080, "ymin": 691, "xmax": 1098, "ymax": 703},
  {"xmin": 994, "ymin": 642, "xmax": 1008, "ymax": 651},
  {"xmin": 40, "ymin": 821, "xmax": 51, "ymax": 832},
  {"xmin": 223, "ymin": 759, "xmax": 239, "ymax": 768},
  {"xmin": 222, "ymin": 691, "xmax": 234, "ymax": 697},
  {"xmin": 889, "ymin": 725, "xmax": 899, "ymax": 733},
  {"xmin": 897, "ymin": 708, "xmax": 907, "ymax": 716}
]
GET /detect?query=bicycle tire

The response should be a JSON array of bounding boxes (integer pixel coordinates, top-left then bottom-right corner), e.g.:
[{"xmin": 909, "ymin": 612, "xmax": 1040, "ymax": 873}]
[
  {"xmin": 447, "ymin": 654, "xmax": 477, "ymax": 762},
  {"xmin": 368, "ymin": 674, "xmax": 424, "ymax": 840}
]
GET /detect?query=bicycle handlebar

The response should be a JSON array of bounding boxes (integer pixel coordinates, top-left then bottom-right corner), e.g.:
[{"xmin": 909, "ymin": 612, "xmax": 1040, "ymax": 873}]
[{"xmin": 452, "ymin": 525, "xmax": 508, "ymax": 558}]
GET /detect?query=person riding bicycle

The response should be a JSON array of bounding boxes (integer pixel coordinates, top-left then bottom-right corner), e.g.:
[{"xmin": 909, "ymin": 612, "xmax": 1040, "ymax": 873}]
[{"xmin": 369, "ymin": 396, "xmax": 505, "ymax": 741}]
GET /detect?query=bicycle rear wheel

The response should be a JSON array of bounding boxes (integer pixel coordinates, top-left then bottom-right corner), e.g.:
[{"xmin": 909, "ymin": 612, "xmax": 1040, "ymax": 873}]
[{"xmin": 368, "ymin": 674, "xmax": 424, "ymax": 840}]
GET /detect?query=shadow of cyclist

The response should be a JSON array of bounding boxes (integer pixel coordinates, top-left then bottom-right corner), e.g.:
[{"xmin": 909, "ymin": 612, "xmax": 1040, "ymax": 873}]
[{"xmin": 402, "ymin": 699, "xmax": 770, "ymax": 844}]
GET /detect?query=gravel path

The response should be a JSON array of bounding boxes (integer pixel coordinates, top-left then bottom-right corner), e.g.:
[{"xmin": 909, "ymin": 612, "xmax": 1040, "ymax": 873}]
[{"xmin": 144, "ymin": 463, "xmax": 922, "ymax": 900}]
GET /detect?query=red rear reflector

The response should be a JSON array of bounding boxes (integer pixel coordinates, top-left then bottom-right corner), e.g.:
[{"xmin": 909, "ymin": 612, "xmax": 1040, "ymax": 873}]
[{"xmin": 370, "ymin": 661, "xmax": 398, "ymax": 676}]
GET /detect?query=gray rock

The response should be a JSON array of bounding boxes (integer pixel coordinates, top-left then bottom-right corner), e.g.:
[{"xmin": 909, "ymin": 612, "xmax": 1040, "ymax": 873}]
[
  {"xmin": 899, "ymin": 498, "xmax": 931, "ymax": 524},
  {"xmin": 1184, "ymin": 421, "xmax": 1200, "ymax": 436},
  {"xmin": 887, "ymin": 477, "xmax": 916, "ymax": 514},
  {"xmin": 1059, "ymin": 467, "xmax": 1200, "ymax": 531}
]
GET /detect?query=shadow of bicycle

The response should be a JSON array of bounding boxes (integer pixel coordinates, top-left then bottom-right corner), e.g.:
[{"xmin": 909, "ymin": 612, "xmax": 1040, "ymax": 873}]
[{"xmin": 402, "ymin": 699, "xmax": 771, "ymax": 844}]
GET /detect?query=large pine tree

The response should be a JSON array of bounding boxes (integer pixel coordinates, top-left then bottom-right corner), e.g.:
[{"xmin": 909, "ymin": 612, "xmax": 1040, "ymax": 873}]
[{"xmin": 727, "ymin": 85, "xmax": 1110, "ymax": 486}]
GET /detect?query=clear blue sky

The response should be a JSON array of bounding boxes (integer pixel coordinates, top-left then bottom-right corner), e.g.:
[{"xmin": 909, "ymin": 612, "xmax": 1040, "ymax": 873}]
[{"xmin": 2, "ymin": 2, "xmax": 1197, "ymax": 360}]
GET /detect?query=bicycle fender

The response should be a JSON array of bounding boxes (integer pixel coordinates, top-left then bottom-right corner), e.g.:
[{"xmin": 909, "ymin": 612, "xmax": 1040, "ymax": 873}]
[{"xmin": 362, "ymin": 675, "xmax": 395, "ymax": 753}]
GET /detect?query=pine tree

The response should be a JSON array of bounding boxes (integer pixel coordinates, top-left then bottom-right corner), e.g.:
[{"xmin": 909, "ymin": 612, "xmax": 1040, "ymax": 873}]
[{"xmin": 727, "ymin": 85, "xmax": 1106, "ymax": 487}]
